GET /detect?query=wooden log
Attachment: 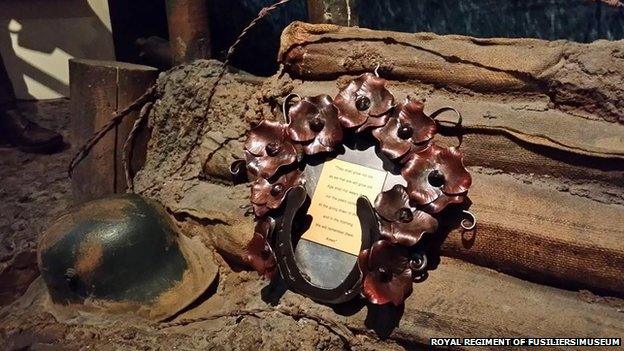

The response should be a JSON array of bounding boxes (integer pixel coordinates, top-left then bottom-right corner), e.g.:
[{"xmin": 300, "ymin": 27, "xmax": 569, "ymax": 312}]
[
  {"xmin": 69, "ymin": 59, "xmax": 158, "ymax": 204},
  {"xmin": 166, "ymin": 0, "xmax": 211, "ymax": 65},
  {"xmin": 307, "ymin": 0, "xmax": 358, "ymax": 26}
]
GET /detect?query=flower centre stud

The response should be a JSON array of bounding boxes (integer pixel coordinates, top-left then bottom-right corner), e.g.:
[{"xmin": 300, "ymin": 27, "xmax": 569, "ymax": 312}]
[
  {"xmin": 377, "ymin": 266, "xmax": 392, "ymax": 282},
  {"xmin": 427, "ymin": 169, "xmax": 445, "ymax": 187},
  {"xmin": 397, "ymin": 123, "xmax": 413, "ymax": 140},
  {"xmin": 261, "ymin": 245, "xmax": 272, "ymax": 260},
  {"xmin": 355, "ymin": 96, "xmax": 371, "ymax": 111},
  {"xmin": 265, "ymin": 142, "xmax": 281, "ymax": 156},
  {"xmin": 270, "ymin": 184, "xmax": 284, "ymax": 196},
  {"xmin": 309, "ymin": 117, "xmax": 325, "ymax": 132},
  {"xmin": 397, "ymin": 208, "xmax": 413, "ymax": 223}
]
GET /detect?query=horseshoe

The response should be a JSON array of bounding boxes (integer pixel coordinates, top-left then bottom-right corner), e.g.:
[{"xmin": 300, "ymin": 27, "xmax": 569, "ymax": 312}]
[{"xmin": 273, "ymin": 186, "xmax": 379, "ymax": 304}]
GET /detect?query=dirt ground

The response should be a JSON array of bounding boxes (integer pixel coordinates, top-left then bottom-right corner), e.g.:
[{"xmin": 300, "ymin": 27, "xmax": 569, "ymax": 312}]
[{"xmin": 0, "ymin": 100, "xmax": 72, "ymax": 306}]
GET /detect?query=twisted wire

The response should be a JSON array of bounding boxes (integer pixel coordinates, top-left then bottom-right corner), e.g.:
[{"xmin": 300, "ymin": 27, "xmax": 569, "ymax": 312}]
[
  {"xmin": 175, "ymin": 0, "xmax": 295, "ymax": 173},
  {"xmin": 67, "ymin": 85, "xmax": 157, "ymax": 177}
]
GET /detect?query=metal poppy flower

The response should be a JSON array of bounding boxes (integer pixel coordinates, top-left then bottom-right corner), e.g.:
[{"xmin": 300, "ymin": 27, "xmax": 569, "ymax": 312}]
[
  {"xmin": 251, "ymin": 169, "xmax": 302, "ymax": 217},
  {"xmin": 401, "ymin": 144, "xmax": 472, "ymax": 213},
  {"xmin": 372, "ymin": 99, "xmax": 437, "ymax": 161},
  {"xmin": 358, "ymin": 240, "xmax": 413, "ymax": 306},
  {"xmin": 244, "ymin": 120, "xmax": 299, "ymax": 179},
  {"xmin": 374, "ymin": 185, "xmax": 438, "ymax": 246},
  {"xmin": 287, "ymin": 95, "xmax": 343, "ymax": 155},
  {"xmin": 246, "ymin": 219, "xmax": 277, "ymax": 279},
  {"xmin": 334, "ymin": 73, "xmax": 395, "ymax": 132}
]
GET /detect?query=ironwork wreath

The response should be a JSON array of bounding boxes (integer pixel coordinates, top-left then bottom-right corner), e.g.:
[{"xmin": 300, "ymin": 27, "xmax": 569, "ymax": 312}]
[{"xmin": 232, "ymin": 70, "xmax": 475, "ymax": 307}]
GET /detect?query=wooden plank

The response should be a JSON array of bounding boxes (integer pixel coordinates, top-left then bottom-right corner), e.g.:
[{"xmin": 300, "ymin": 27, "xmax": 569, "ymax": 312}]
[
  {"xmin": 69, "ymin": 59, "xmax": 117, "ymax": 203},
  {"xmin": 69, "ymin": 59, "xmax": 157, "ymax": 204},
  {"xmin": 166, "ymin": 0, "xmax": 211, "ymax": 65}
]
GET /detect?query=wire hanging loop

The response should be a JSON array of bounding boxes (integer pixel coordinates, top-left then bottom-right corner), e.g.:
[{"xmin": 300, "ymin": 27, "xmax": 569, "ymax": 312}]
[
  {"xmin": 282, "ymin": 93, "xmax": 300, "ymax": 124},
  {"xmin": 373, "ymin": 63, "xmax": 381, "ymax": 77},
  {"xmin": 430, "ymin": 106, "xmax": 464, "ymax": 148},
  {"xmin": 410, "ymin": 252, "xmax": 428, "ymax": 273},
  {"xmin": 460, "ymin": 210, "xmax": 477, "ymax": 230}
]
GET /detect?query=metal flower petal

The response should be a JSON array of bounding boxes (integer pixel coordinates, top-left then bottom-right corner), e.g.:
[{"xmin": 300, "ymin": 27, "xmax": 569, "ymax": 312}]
[
  {"xmin": 398, "ymin": 99, "xmax": 437, "ymax": 143},
  {"xmin": 401, "ymin": 144, "xmax": 471, "ymax": 212},
  {"xmin": 244, "ymin": 120, "xmax": 298, "ymax": 178},
  {"xmin": 421, "ymin": 194, "xmax": 465, "ymax": 214},
  {"xmin": 373, "ymin": 99, "xmax": 436, "ymax": 160},
  {"xmin": 251, "ymin": 169, "xmax": 302, "ymax": 216},
  {"xmin": 287, "ymin": 95, "xmax": 343, "ymax": 155},
  {"xmin": 372, "ymin": 118, "xmax": 412, "ymax": 160},
  {"xmin": 247, "ymin": 144, "xmax": 298, "ymax": 179},
  {"xmin": 384, "ymin": 211, "xmax": 439, "ymax": 246},
  {"xmin": 358, "ymin": 240, "xmax": 413, "ymax": 306},
  {"xmin": 436, "ymin": 147, "xmax": 472, "ymax": 195},
  {"xmin": 375, "ymin": 185, "xmax": 438, "ymax": 246},
  {"xmin": 245, "ymin": 120, "xmax": 284, "ymax": 156},
  {"xmin": 246, "ymin": 220, "xmax": 277, "ymax": 279},
  {"xmin": 374, "ymin": 184, "xmax": 411, "ymax": 222},
  {"xmin": 334, "ymin": 73, "xmax": 395, "ymax": 130}
]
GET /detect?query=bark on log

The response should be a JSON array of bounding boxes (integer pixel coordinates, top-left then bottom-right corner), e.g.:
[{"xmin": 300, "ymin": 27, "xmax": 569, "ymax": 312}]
[{"xmin": 278, "ymin": 22, "xmax": 624, "ymax": 124}]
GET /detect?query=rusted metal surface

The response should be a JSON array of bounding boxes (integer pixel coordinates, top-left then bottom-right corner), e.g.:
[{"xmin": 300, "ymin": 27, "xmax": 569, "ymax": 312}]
[
  {"xmin": 166, "ymin": 0, "xmax": 211, "ymax": 65},
  {"xmin": 307, "ymin": 0, "xmax": 358, "ymax": 26},
  {"xmin": 69, "ymin": 59, "xmax": 157, "ymax": 204}
]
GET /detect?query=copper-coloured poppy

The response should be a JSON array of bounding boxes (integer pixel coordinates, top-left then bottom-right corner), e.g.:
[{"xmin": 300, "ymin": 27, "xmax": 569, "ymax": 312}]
[
  {"xmin": 374, "ymin": 185, "xmax": 438, "ymax": 246},
  {"xmin": 244, "ymin": 120, "xmax": 299, "ymax": 179},
  {"xmin": 334, "ymin": 73, "xmax": 395, "ymax": 132},
  {"xmin": 358, "ymin": 240, "xmax": 413, "ymax": 306},
  {"xmin": 372, "ymin": 99, "xmax": 437, "ymax": 161},
  {"xmin": 401, "ymin": 144, "xmax": 472, "ymax": 213},
  {"xmin": 246, "ymin": 219, "xmax": 277, "ymax": 279},
  {"xmin": 251, "ymin": 169, "xmax": 302, "ymax": 217},
  {"xmin": 287, "ymin": 95, "xmax": 343, "ymax": 155}
]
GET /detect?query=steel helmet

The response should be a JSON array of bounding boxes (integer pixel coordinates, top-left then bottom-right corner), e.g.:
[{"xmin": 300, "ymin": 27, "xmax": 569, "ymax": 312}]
[{"xmin": 37, "ymin": 194, "xmax": 217, "ymax": 321}]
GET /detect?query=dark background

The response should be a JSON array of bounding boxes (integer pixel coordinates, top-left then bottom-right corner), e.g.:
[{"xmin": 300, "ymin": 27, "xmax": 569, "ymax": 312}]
[{"xmin": 107, "ymin": 0, "xmax": 624, "ymax": 76}]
